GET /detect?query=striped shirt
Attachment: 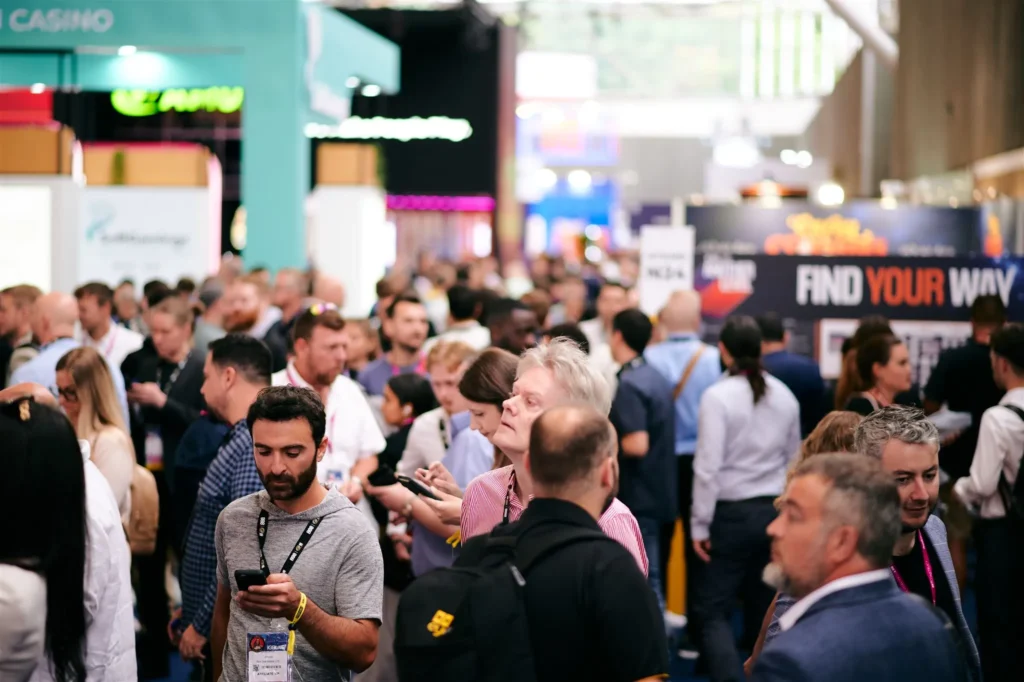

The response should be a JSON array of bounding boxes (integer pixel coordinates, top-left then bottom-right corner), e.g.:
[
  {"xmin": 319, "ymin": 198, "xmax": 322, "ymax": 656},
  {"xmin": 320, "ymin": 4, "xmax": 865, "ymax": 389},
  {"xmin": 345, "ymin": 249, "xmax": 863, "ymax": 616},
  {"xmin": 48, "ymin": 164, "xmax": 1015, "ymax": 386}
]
[{"xmin": 460, "ymin": 465, "xmax": 650, "ymax": 575}]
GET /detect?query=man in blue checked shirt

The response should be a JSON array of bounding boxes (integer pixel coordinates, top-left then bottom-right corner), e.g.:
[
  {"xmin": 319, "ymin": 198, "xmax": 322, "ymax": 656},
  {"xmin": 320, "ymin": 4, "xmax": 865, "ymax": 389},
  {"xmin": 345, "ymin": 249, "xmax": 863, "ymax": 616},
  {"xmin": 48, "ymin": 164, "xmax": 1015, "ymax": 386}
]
[{"xmin": 177, "ymin": 335, "xmax": 273, "ymax": 673}]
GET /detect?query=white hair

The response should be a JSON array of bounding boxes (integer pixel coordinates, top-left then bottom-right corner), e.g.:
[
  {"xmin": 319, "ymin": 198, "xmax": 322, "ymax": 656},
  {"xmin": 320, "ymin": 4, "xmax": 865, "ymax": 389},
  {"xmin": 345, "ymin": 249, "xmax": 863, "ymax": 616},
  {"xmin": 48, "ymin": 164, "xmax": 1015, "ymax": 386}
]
[{"xmin": 517, "ymin": 337, "xmax": 613, "ymax": 415}]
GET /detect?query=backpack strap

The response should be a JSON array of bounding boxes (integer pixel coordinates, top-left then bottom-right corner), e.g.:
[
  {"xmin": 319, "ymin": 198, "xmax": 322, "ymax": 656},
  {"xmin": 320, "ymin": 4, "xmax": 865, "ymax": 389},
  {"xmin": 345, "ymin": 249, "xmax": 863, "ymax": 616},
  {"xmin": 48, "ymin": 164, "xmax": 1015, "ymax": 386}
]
[
  {"xmin": 673, "ymin": 344, "xmax": 707, "ymax": 402},
  {"xmin": 513, "ymin": 523, "xmax": 617, "ymax": 575}
]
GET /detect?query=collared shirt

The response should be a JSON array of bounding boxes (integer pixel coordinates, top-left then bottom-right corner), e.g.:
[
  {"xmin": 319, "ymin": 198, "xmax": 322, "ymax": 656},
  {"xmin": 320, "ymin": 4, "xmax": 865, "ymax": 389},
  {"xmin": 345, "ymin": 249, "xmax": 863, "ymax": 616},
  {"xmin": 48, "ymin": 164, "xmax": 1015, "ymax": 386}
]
[
  {"xmin": 81, "ymin": 322, "xmax": 144, "ymax": 372},
  {"xmin": 609, "ymin": 359, "xmax": 677, "ymax": 521},
  {"xmin": 11, "ymin": 337, "xmax": 129, "ymax": 427},
  {"xmin": 691, "ymin": 373, "xmax": 801, "ymax": 541},
  {"xmin": 272, "ymin": 361, "xmax": 386, "ymax": 484},
  {"xmin": 954, "ymin": 386, "xmax": 1024, "ymax": 518},
  {"xmin": 460, "ymin": 464, "xmax": 650, "ymax": 575},
  {"xmin": 397, "ymin": 407, "xmax": 454, "ymax": 479},
  {"xmin": 180, "ymin": 421, "xmax": 262, "ymax": 637},
  {"xmin": 777, "ymin": 569, "xmax": 891, "ymax": 632},
  {"xmin": 644, "ymin": 333, "xmax": 722, "ymax": 455},
  {"xmin": 410, "ymin": 416, "xmax": 494, "ymax": 576},
  {"xmin": 422, "ymin": 321, "xmax": 491, "ymax": 354}
]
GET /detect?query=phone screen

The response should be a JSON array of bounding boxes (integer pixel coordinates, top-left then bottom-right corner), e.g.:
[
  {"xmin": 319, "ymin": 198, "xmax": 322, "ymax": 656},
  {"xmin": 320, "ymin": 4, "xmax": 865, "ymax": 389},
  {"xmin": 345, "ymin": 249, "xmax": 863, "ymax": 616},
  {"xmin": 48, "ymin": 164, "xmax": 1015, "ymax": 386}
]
[{"xmin": 396, "ymin": 474, "xmax": 441, "ymax": 501}]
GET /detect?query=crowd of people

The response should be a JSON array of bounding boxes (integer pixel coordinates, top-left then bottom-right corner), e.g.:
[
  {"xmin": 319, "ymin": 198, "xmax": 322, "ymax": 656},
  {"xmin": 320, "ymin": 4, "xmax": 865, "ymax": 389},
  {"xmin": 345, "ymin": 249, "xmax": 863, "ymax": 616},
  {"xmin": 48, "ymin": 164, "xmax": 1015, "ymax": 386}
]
[{"xmin": 0, "ymin": 251, "xmax": 1021, "ymax": 682}]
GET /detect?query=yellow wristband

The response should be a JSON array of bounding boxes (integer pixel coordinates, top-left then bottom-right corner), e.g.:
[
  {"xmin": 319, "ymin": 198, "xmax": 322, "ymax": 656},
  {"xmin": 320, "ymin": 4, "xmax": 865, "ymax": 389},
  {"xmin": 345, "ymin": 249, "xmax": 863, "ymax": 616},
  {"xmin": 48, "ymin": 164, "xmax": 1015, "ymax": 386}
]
[{"xmin": 290, "ymin": 591, "xmax": 308, "ymax": 625}]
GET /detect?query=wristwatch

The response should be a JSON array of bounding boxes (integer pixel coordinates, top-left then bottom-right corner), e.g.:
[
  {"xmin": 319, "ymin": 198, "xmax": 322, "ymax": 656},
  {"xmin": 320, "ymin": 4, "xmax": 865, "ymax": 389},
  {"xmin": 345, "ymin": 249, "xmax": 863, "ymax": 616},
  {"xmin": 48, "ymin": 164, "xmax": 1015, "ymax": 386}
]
[{"xmin": 351, "ymin": 475, "xmax": 364, "ymax": 490}]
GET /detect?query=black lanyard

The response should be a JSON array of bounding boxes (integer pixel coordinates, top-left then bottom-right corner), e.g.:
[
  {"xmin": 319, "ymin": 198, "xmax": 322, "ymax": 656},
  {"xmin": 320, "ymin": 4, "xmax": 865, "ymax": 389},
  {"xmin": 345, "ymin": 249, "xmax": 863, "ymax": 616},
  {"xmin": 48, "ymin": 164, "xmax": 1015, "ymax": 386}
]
[
  {"xmin": 439, "ymin": 416, "xmax": 450, "ymax": 450},
  {"xmin": 502, "ymin": 470, "xmax": 517, "ymax": 525},
  {"xmin": 257, "ymin": 509, "xmax": 323, "ymax": 577},
  {"xmin": 158, "ymin": 353, "xmax": 190, "ymax": 395}
]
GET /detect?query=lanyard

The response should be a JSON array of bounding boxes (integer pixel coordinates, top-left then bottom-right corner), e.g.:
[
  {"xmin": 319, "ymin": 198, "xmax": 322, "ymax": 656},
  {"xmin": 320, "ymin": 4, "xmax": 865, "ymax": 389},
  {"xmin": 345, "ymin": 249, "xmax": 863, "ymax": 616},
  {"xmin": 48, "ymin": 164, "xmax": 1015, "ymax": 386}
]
[
  {"xmin": 257, "ymin": 509, "xmax": 323, "ymax": 577},
  {"xmin": 101, "ymin": 327, "xmax": 119, "ymax": 358},
  {"xmin": 159, "ymin": 353, "xmax": 190, "ymax": 395},
  {"xmin": 439, "ymin": 416, "xmax": 450, "ymax": 450},
  {"xmin": 890, "ymin": 530, "xmax": 936, "ymax": 605},
  {"xmin": 502, "ymin": 470, "xmax": 517, "ymax": 525},
  {"xmin": 285, "ymin": 365, "xmax": 337, "ymax": 453}
]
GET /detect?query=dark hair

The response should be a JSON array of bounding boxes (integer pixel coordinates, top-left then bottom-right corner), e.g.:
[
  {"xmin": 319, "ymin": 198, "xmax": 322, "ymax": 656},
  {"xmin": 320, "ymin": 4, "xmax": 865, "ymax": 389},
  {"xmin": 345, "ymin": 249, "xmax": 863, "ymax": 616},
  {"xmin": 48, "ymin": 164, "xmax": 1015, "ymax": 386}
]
[
  {"xmin": 446, "ymin": 284, "xmax": 479, "ymax": 321},
  {"xmin": 247, "ymin": 385, "xmax": 327, "ymax": 445},
  {"xmin": 520, "ymin": 289, "xmax": 552, "ymax": 328},
  {"xmin": 529, "ymin": 405, "xmax": 615, "ymax": 491},
  {"xmin": 756, "ymin": 312, "xmax": 786, "ymax": 343},
  {"xmin": 375, "ymin": 277, "xmax": 398, "ymax": 299},
  {"xmin": 855, "ymin": 333, "xmax": 903, "ymax": 388},
  {"xmin": 971, "ymin": 294, "xmax": 1007, "ymax": 328},
  {"xmin": 791, "ymin": 453, "xmax": 901, "ymax": 569},
  {"xmin": 386, "ymin": 292, "xmax": 424, "ymax": 319},
  {"xmin": 720, "ymin": 315, "xmax": 766, "ymax": 403},
  {"xmin": 209, "ymin": 334, "xmax": 273, "ymax": 386},
  {"xmin": 545, "ymin": 323, "xmax": 590, "ymax": 355},
  {"xmin": 835, "ymin": 317, "xmax": 895, "ymax": 409},
  {"xmin": 990, "ymin": 323, "xmax": 1024, "ymax": 374},
  {"xmin": 198, "ymin": 277, "xmax": 224, "ymax": 309},
  {"xmin": 176, "ymin": 277, "xmax": 197, "ymax": 296},
  {"xmin": 292, "ymin": 306, "xmax": 345, "ymax": 344},
  {"xmin": 459, "ymin": 347, "xmax": 518, "ymax": 405},
  {"xmin": 0, "ymin": 400, "xmax": 86, "ymax": 682},
  {"xmin": 612, "ymin": 309, "xmax": 653, "ymax": 355},
  {"xmin": 852, "ymin": 315, "xmax": 893, "ymax": 348},
  {"xmin": 73, "ymin": 281, "xmax": 113, "ymax": 307},
  {"xmin": 386, "ymin": 373, "xmax": 438, "ymax": 418},
  {"xmin": 144, "ymin": 281, "xmax": 174, "ymax": 309}
]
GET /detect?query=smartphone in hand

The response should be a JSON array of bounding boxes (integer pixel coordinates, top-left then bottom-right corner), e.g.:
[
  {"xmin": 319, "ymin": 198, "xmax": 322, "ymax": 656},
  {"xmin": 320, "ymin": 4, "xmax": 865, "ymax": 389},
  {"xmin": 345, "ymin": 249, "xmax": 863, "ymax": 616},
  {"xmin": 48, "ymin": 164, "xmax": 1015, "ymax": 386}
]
[
  {"xmin": 396, "ymin": 474, "xmax": 441, "ymax": 501},
  {"xmin": 234, "ymin": 569, "xmax": 267, "ymax": 591}
]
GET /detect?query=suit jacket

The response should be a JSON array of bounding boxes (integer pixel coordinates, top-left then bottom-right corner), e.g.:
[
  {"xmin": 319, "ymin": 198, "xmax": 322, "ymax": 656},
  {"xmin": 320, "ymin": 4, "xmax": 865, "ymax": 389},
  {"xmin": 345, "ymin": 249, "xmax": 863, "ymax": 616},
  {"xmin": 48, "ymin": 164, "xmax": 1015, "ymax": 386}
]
[
  {"xmin": 124, "ymin": 350, "xmax": 205, "ymax": 479},
  {"xmin": 766, "ymin": 515, "xmax": 981, "ymax": 681},
  {"xmin": 754, "ymin": 579, "xmax": 966, "ymax": 682}
]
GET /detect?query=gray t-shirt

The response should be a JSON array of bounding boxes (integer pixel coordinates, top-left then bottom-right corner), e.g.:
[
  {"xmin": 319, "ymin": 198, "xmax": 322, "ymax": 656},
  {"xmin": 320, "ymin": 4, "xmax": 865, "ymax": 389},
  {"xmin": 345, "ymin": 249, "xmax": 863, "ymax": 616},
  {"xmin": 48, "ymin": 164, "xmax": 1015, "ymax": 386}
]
[{"xmin": 215, "ymin": 488, "xmax": 383, "ymax": 682}]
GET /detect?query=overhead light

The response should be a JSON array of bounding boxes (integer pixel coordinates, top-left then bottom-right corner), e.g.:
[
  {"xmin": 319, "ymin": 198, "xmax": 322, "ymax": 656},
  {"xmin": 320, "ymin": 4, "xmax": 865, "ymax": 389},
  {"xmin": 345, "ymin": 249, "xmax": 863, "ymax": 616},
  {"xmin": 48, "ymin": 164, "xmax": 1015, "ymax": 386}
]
[
  {"xmin": 345, "ymin": 76, "xmax": 360, "ymax": 89},
  {"xmin": 795, "ymin": 151, "xmax": 813, "ymax": 168},
  {"xmin": 29, "ymin": 83, "xmax": 45, "ymax": 94},
  {"xmin": 567, "ymin": 169, "xmax": 592, "ymax": 193},
  {"xmin": 118, "ymin": 45, "xmax": 137, "ymax": 56},
  {"xmin": 535, "ymin": 168, "xmax": 558, "ymax": 190},
  {"xmin": 780, "ymin": 149, "xmax": 798, "ymax": 165},
  {"xmin": 880, "ymin": 195, "xmax": 898, "ymax": 210},
  {"xmin": 713, "ymin": 137, "xmax": 761, "ymax": 168},
  {"xmin": 515, "ymin": 103, "xmax": 537, "ymax": 119},
  {"xmin": 361, "ymin": 84, "xmax": 381, "ymax": 97},
  {"xmin": 817, "ymin": 182, "xmax": 845, "ymax": 206}
]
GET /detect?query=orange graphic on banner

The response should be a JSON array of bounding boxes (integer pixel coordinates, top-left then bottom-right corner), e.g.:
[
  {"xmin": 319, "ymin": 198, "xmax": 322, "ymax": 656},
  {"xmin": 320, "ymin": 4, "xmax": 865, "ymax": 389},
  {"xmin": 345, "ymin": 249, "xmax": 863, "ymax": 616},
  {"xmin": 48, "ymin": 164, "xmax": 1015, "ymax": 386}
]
[
  {"xmin": 764, "ymin": 213, "xmax": 889, "ymax": 256},
  {"xmin": 984, "ymin": 214, "xmax": 1004, "ymax": 257}
]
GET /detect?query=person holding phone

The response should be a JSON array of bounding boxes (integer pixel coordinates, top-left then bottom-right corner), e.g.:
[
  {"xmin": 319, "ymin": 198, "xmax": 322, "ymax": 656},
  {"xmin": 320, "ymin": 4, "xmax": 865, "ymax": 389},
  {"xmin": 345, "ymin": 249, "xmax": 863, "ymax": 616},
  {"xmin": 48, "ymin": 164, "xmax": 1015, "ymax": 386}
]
[{"xmin": 211, "ymin": 386, "xmax": 383, "ymax": 682}]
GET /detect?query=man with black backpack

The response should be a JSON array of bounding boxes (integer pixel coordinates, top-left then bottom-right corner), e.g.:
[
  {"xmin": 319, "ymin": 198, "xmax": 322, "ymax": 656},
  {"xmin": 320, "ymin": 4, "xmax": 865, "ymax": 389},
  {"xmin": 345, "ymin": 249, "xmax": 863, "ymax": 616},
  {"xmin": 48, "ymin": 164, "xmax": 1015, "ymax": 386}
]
[
  {"xmin": 394, "ymin": 404, "xmax": 669, "ymax": 682},
  {"xmin": 954, "ymin": 322, "xmax": 1024, "ymax": 682}
]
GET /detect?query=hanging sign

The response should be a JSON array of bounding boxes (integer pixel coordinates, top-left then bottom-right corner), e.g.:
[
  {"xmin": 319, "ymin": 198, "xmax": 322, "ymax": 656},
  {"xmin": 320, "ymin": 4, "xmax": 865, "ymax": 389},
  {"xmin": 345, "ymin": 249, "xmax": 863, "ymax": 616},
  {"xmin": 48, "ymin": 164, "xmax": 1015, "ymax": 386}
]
[{"xmin": 110, "ymin": 87, "xmax": 244, "ymax": 117}]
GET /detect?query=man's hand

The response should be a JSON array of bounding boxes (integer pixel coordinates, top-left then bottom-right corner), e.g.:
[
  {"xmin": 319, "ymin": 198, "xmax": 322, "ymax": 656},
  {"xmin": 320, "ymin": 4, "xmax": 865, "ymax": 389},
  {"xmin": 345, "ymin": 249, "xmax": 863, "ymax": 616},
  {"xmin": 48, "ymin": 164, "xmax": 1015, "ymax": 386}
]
[
  {"xmin": 127, "ymin": 382, "xmax": 167, "ymax": 408},
  {"xmin": 237, "ymin": 574, "xmax": 303, "ymax": 620},
  {"xmin": 339, "ymin": 477, "xmax": 363, "ymax": 503},
  {"xmin": 178, "ymin": 625, "xmax": 208, "ymax": 661},
  {"xmin": 416, "ymin": 463, "xmax": 462, "ymax": 498},
  {"xmin": 422, "ymin": 488, "xmax": 463, "ymax": 525},
  {"xmin": 364, "ymin": 482, "xmax": 414, "ymax": 513},
  {"xmin": 693, "ymin": 538, "xmax": 712, "ymax": 563}
]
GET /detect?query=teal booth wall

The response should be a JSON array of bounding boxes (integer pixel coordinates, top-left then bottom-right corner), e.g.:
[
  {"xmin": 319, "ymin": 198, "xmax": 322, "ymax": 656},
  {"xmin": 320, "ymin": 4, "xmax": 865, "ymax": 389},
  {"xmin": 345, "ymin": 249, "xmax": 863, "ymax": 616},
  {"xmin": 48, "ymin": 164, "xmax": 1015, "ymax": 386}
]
[{"xmin": 0, "ymin": 0, "xmax": 400, "ymax": 271}]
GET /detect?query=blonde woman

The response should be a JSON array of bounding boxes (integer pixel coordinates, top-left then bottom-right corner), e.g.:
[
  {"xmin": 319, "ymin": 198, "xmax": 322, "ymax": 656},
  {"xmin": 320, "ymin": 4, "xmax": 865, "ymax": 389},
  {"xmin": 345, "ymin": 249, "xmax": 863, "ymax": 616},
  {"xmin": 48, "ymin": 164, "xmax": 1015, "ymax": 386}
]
[
  {"xmin": 746, "ymin": 410, "xmax": 862, "ymax": 675},
  {"xmin": 56, "ymin": 347, "xmax": 136, "ymax": 522}
]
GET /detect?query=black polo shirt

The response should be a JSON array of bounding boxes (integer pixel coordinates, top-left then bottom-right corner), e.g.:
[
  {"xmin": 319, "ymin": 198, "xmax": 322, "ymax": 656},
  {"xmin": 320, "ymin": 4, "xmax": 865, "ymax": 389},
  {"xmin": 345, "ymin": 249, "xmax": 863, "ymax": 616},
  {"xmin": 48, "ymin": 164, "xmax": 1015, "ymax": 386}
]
[
  {"xmin": 459, "ymin": 498, "xmax": 668, "ymax": 682},
  {"xmin": 925, "ymin": 339, "xmax": 1005, "ymax": 479},
  {"xmin": 609, "ymin": 359, "xmax": 678, "ymax": 521}
]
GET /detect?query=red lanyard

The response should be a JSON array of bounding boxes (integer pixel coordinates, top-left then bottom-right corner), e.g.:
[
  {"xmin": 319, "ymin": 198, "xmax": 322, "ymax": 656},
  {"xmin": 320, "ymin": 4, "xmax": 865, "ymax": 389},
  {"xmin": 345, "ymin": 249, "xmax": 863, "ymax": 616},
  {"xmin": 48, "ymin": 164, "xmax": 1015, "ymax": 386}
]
[
  {"xmin": 102, "ymin": 327, "xmax": 119, "ymax": 358},
  {"xmin": 890, "ymin": 530, "xmax": 936, "ymax": 605}
]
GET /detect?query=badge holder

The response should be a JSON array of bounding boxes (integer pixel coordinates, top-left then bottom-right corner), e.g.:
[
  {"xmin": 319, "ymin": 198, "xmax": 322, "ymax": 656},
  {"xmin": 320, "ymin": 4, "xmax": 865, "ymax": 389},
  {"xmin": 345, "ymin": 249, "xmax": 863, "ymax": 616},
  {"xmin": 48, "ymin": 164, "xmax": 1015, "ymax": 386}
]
[
  {"xmin": 144, "ymin": 427, "xmax": 163, "ymax": 470},
  {"xmin": 245, "ymin": 592, "xmax": 307, "ymax": 682}
]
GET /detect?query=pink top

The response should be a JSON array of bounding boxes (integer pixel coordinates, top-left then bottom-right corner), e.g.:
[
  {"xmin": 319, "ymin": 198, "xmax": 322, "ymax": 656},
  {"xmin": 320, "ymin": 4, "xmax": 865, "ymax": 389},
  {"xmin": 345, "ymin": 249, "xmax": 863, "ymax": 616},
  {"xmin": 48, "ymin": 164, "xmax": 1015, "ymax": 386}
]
[{"xmin": 461, "ymin": 465, "xmax": 649, "ymax": 575}]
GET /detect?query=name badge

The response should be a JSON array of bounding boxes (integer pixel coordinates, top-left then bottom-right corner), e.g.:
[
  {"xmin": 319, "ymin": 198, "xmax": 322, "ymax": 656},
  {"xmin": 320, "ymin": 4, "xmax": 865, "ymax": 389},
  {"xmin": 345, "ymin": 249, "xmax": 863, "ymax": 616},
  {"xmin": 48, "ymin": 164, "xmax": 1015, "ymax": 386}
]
[
  {"xmin": 144, "ymin": 427, "xmax": 163, "ymax": 470},
  {"xmin": 247, "ymin": 632, "xmax": 291, "ymax": 682},
  {"xmin": 324, "ymin": 469, "xmax": 345, "ymax": 485}
]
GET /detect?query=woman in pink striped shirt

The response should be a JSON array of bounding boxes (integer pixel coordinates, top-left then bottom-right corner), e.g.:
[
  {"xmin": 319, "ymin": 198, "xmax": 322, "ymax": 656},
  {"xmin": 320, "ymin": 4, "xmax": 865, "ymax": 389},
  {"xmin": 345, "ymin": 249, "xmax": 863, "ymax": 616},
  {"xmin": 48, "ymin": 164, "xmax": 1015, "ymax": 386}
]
[{"xmin": 457, "ymin": 338, "xmax": 649, "ymax": 574}]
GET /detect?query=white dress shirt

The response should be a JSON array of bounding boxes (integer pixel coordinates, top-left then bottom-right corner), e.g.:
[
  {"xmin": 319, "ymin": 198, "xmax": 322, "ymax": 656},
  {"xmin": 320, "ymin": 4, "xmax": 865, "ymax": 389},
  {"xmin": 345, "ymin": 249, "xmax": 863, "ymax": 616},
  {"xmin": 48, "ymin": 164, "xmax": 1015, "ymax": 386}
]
[
  {"xmin": 954, "ymin": 386, "xmax": 1024, "ymax": 519},
  {"xmin": 422, "ymin": 321, "xmax": 491, "ymax": 354},
  {"xmin": 397, "ymin": 407, "xmax": 452, "ymax": 478},
  {"xmin": 778, "ymin": 569, "xmax": 891, "ymax": 632},
  {"xmin": 272, "ymin": 361, "xmax": 387, "ymax": 483},
  {"xmin": 81, "ymin": 323, "xmax": 144, "ymax": 373},
  {"xmin": 691, "ymin": 373, "xmax": 801, "ymax": 541},
  {"xmin": 34, "ymin": 443, "xmax": 136, "ymax": 682}
]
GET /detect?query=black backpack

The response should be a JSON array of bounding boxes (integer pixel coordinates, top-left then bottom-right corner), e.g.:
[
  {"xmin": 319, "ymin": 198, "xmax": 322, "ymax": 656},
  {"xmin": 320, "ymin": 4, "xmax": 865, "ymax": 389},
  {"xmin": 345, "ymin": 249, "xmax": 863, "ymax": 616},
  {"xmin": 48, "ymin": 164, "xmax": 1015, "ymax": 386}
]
[
  {"xmin": 997, "ymin": 405, "xmax": 1024, "ymax": 522},
  {"xmin": 394, "ymin": 522, "xmax": 616, "ymax": 682}
]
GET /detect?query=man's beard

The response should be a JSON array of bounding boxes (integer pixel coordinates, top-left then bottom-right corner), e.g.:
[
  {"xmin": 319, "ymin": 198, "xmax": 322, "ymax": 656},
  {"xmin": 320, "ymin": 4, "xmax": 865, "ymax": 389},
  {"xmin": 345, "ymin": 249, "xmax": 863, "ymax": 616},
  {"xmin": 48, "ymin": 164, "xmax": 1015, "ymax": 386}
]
[
  {"xmin": 225, "ymin": 308, "xmax": 259, "ymax": 333},
  {"xmin": 901, "ymin": 498, "xmax": 937, "ymax": 534},
  {"xmin": 395, "ymin": 340, "xmax": 421, "ymax": 356},
  {"xmin": 260, "ymin": 459, "xmax": 318, "ymax": 501}
]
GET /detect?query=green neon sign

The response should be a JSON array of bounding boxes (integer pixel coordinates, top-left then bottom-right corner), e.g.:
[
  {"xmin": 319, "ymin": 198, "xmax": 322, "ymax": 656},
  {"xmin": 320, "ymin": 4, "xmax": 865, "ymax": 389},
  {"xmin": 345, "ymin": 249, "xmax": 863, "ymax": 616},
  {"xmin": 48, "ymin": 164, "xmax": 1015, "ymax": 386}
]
[{"xmin": 110, "ymin": 87, "xmax": 245, "ymax": 117}]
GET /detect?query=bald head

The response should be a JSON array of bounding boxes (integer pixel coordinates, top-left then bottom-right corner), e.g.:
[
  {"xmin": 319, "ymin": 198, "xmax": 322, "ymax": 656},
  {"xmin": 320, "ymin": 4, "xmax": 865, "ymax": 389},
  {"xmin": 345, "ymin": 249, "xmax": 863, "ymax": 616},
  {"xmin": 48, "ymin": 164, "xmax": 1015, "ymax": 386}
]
[
  {"xmin": 527, "ymin": 404, "xmax": 616, "ymax": 495},
  {"xmin": 33, "ymin": 292, "xmax": 79, "ymax": 344},
  {"xmin": 659, "ymin": 290, "xmax": 702, "ymax": 334},
  {"xmin": 313, "ymin": 275, "xmax": 345, "ymax": 308}
]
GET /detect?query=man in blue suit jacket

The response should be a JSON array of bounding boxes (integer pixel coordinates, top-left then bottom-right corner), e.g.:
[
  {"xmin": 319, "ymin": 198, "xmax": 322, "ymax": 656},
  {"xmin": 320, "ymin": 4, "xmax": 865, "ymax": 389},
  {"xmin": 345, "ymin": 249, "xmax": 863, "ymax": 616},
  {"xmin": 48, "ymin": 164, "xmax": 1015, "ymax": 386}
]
[{"xmin": 753, "ymin": 454, "xmax": 964, "ymax": 682}]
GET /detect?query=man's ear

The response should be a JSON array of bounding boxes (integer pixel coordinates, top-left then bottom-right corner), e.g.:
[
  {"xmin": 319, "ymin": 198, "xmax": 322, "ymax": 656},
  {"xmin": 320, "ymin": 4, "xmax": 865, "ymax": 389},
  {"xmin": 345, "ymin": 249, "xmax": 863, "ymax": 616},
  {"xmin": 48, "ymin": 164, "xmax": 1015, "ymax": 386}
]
[
  {"xmin": 316, "ymin": 437, "xmax": 329, "ymax": 462},
  {"xmin": 222, "ymin": 365, "xmax": 237, "ymax": 389}
]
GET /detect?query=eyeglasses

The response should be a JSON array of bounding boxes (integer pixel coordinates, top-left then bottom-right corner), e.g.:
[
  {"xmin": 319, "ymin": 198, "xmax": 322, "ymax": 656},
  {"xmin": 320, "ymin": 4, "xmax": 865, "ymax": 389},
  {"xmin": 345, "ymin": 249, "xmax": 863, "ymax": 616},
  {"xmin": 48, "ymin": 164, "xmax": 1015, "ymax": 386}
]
[
  {"xmin": 57, "ymin": 386, "xmax": 79, "ymax": 403},
  {"xmin": 307, "ymin": 302, "xmax": 339, "ymax": 316}
]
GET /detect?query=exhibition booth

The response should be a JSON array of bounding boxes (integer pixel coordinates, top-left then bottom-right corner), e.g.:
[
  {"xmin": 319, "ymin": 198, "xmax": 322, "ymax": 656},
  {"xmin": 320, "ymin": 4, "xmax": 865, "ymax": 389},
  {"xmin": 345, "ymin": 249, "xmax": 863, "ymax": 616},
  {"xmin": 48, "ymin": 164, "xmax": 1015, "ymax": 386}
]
[{"xmin": 0, "ymin": 0, "xmax": 400, "ymax": 283}]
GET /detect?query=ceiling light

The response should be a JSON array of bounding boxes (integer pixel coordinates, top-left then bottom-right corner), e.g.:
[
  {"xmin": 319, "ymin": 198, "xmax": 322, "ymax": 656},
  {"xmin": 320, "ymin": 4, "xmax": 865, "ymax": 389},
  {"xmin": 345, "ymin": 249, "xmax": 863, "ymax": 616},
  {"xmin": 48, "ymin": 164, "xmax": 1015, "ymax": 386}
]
[
  {"xmin": 817, "ymin": 182, "xmax": 845, "ymax": 206},
  {"xmin": 567, "ymin": 169, "xmax": 592, "ymax": 193},
  {"xmin": 780, "ymin": 149, "xmax": 798, "ymax": 165},
  {"xmin": 796, "ymin": 151, "xmax": 814, "ymax": 168},
  {"xmin": 118, "ymin": 45, "xmax": 137, "ymax": 56}
]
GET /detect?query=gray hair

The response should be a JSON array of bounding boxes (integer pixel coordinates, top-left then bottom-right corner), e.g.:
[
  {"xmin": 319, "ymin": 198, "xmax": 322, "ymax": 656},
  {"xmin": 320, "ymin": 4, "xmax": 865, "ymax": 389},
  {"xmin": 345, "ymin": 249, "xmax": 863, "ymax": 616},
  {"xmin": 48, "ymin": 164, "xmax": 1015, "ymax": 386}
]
[
  {"xmin": 518, "ymin": 337, "xmax": 613, "ymax": 415},
  {"xmin": 794, "ymin": 453, "xmax": 901, "ymax": 568},
  {"xmin": 853, "ymin": 405, "xmax": 939, "ymax": 460}
]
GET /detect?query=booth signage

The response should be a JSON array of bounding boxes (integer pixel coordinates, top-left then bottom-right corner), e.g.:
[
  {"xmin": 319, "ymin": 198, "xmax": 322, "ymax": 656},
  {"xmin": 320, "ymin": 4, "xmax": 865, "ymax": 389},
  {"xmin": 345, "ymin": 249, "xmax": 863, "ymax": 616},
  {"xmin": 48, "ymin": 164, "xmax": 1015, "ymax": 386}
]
[
  {"xmin": 110, "ymin": 87, "xmax": 244, "ymax": 117},
  {"xmin": 0, "ymin": 8, "xmax": 113, "ymax": 33},
  {"xmin": 695, "ymin": 254, "xmax": 1024, "ymax": 321},
  {"xmin": 305, "ymin": 116, "xmax": 473, "ymax": 142},
  {"xmin": 639, "ymin": 225, "xmax": 695, "ymax": 315}
]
